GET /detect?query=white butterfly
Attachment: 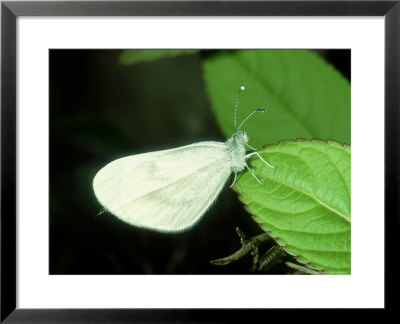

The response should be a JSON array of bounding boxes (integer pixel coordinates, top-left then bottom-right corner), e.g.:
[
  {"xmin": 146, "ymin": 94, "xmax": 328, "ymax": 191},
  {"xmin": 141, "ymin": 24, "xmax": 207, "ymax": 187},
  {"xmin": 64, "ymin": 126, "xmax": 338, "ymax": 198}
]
[{"xmin": 93, "ymin": 86, "xmax": 274, "ymax": 233}]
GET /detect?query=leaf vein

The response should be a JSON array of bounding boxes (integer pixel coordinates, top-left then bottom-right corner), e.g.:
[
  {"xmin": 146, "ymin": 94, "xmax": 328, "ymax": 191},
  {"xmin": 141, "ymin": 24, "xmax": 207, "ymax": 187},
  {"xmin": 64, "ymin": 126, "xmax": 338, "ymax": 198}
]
[
  {"xmin": 249, "ymin": 150, "xmax": 351, "ymax": 223},
  {"xmin": 234, "ymin": 54, "xmax": 315, "ymax": 137}
]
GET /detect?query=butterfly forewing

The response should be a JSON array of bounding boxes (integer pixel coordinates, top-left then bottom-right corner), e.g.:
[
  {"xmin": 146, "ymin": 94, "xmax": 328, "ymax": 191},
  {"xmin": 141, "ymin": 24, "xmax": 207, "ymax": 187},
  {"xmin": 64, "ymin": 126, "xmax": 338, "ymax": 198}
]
[{"xmin": 93, "ymin": 142, "xmax": 232, "ymax": 232}]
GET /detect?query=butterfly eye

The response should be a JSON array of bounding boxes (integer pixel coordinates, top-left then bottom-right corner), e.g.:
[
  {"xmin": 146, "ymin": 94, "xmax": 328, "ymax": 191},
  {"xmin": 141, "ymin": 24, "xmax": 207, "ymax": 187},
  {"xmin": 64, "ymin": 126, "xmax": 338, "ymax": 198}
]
[{"xmin": 233, "ymin": 131, "xmax": 248, "ymax": 144}]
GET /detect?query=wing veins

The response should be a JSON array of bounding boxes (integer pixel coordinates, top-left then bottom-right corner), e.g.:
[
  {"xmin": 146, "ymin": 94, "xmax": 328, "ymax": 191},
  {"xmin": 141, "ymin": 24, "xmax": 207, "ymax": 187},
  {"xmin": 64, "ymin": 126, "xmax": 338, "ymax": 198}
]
[{"xmin": 124, "ymin": 158, "xmax": 230, "ymax": 209}]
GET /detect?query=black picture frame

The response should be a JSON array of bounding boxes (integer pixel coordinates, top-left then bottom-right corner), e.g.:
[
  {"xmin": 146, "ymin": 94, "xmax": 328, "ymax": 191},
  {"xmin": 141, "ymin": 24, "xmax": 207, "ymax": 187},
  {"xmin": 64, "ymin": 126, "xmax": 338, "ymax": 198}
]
[{"xmin": 1, "ymin": 0, "xmax": 398, "ymax": 322}]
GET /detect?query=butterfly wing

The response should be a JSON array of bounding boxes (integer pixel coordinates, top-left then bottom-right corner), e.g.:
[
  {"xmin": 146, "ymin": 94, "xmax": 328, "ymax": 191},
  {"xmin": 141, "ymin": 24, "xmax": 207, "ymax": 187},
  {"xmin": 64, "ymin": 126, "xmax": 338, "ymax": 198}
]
[{"xmin": 93, "ymin": 142, "xmax": 232, "ymax": 232}]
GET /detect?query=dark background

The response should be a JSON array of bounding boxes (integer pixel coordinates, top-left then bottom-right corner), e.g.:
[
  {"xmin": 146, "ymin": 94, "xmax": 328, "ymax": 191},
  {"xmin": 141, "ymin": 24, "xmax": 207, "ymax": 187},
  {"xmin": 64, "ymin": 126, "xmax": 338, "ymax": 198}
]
[{"xmin": 50, "ymin": 49, "xmax": 350, "ymax": 274}]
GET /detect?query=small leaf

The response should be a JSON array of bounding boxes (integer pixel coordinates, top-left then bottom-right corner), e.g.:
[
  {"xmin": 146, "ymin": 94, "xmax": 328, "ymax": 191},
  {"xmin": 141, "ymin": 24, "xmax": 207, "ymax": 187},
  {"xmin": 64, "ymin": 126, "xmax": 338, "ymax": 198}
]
[
  {"xmin": 119, "ymin": 49, "xmax": 199, "ymax": 65},
  {"xmin": 202, "ymin": 50, "xmax": 351, "ymax": 147},
  {"xmin": 233, "ymin": 139, "xmax": 351, "ymax": 274}
]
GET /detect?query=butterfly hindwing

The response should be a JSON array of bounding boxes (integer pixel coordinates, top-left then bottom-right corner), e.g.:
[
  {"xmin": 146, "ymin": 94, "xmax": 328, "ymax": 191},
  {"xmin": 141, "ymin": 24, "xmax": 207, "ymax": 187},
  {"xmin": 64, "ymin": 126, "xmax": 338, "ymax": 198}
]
[{"xmin": 93, "ymin": 142, "xmax": 232, "ymax": 232}]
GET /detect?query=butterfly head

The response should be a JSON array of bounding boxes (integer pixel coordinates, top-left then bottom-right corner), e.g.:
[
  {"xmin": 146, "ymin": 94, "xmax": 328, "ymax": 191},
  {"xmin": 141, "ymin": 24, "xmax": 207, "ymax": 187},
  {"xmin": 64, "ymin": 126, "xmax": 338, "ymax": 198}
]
[{"xmin": 232, "ymin": 130, "xmax": 249, "ymax": 145}]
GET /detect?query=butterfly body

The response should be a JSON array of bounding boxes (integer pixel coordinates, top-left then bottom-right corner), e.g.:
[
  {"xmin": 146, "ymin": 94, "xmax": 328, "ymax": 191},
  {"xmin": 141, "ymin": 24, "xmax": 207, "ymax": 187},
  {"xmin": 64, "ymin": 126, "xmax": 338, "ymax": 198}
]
[{"xmin": 226, "ymin": 130, "xmax": 248, "ymax": 173}]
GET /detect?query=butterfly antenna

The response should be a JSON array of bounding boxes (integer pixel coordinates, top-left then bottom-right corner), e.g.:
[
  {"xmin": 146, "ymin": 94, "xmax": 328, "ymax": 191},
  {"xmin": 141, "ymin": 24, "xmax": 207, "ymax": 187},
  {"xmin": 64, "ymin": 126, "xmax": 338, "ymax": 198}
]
[
  {"xmin": 237, "ymin": 108, "xmax": 266, "ymax": 131},
  {"xmin": 234, "ymin": 86, "xmax": 246, "ymax": 131}
]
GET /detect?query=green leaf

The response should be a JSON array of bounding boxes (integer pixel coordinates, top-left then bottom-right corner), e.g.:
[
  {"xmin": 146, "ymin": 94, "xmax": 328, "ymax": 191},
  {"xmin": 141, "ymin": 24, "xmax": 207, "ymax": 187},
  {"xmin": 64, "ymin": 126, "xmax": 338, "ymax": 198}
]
[
  {"xmin": 119, "ymin": 49, "xmax": 199, "ymax": 65},
  {"xmin": 233, "ymin": 139, "xmax": 351, "ymax": 274},
  {"xmin": 202, "ymin": 50, "xmax": 351, "ymax": 147}
]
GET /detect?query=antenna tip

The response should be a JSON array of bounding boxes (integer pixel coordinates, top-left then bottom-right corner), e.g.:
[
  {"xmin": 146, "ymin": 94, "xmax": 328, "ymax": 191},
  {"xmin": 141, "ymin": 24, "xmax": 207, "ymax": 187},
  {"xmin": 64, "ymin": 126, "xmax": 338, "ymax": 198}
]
[
  {"xmin": 257, "ymin": 108, "xmax": 266, "ymax": 113},
  {"xmin": 240, "ymin": 85, "xmax": 246, "ymax": 91}
]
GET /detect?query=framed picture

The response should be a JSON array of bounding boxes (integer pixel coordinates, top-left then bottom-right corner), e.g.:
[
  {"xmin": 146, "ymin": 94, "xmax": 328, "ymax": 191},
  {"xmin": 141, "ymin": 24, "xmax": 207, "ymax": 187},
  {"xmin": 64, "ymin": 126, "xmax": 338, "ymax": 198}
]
[{"xmin": 1, "ymin": 0, "xmax": 397, "ymax": 321}]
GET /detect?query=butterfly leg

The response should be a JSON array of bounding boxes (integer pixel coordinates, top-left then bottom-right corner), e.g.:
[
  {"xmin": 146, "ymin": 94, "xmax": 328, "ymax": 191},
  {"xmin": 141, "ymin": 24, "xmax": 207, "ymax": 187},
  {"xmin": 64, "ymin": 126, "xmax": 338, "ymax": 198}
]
[
  {"xmin": 246, "ymin": 151, "xmax": 275, "ymax": 169},
  {"xmin": 230, "ymin": 171, "xmax": 238, "ymax": 188},
  {"xmin": 246, "ymin": 164, "xmax": 264, "ymax": 185},
  {"xmin": 96, "ymin": 207, "xmax": 108, "ymax": 216},
  {"xmin": 246, "ymin": 143, "xmax": 258, "ymax": 151}
]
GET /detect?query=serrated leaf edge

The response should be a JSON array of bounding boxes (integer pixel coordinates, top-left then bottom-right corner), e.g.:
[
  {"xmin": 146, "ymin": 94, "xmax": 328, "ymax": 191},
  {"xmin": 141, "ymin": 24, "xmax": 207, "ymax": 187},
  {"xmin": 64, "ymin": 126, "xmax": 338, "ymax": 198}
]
[{"xmin": 263, "ymin": 138, "xmax": 351, "ymax": 150}]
